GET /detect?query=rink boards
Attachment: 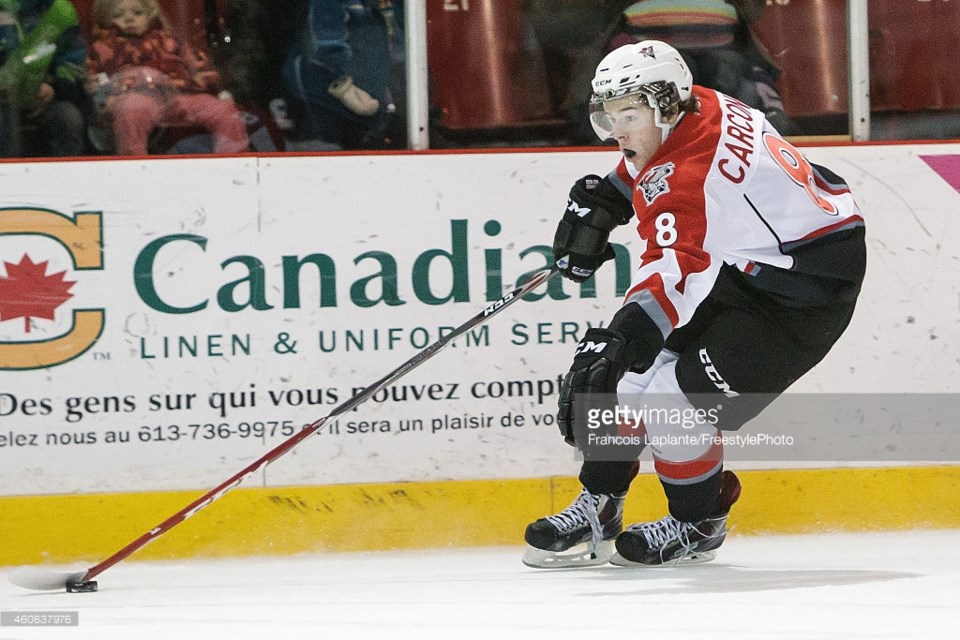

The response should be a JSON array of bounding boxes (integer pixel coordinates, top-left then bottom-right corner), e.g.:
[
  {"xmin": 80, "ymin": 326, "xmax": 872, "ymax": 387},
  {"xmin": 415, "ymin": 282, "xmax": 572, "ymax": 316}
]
[
  {"xmin": 2, "ymin": 467, "xmax": 960, "ymax": 564},
  {"xmin": 1, "ymin": 144, "xmax": 959, "ymax": 564}
]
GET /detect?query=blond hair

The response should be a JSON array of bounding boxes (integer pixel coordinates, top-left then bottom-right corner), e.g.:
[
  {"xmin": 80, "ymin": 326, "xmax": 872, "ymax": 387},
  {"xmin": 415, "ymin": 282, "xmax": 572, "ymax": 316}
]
[{"xmin": 91, "ymin": 0, "xmax": 170, "ymax": 31}]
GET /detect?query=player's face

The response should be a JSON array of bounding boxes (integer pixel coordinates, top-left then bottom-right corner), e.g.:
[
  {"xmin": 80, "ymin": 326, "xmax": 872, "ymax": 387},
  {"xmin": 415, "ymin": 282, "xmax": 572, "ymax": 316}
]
[
  {"xmin": 602, "ymin": 96, "xmax": 663, "ymax": 170},
  {"xmin": 110, "ymin": 0, "xmax": 151, "ymax": 36}
]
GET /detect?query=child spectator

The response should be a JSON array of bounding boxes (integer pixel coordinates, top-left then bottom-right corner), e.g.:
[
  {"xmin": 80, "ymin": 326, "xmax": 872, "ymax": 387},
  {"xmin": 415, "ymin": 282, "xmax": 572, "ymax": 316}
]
[
  {"xmin": 85, "ymin": 0, "xmax": 248, "ymax": 155},
  {"xmin": 280, "ymin": 0, "xmax": 399, "ymax": 148},
  {"xmin": 609, "ymin": 0, "xmax": 797, "ymax": 135},
  {"xmin": 0, "ymin": 0, "xmax": 88, "ymax": 157},
  {"xmin": 290, "ymin": 0, "xmax": 380, "ymax": 117}
]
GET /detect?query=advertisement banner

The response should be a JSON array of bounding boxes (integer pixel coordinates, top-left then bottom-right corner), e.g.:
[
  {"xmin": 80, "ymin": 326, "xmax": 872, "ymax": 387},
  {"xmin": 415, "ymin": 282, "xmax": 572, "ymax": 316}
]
[
  {"xmin": 0, "ymin": 153, "xmax": 635, "ymax": 494},
  {"xmin": 1, "ymin": 146, "xmax": 959, "ymax": 495}
]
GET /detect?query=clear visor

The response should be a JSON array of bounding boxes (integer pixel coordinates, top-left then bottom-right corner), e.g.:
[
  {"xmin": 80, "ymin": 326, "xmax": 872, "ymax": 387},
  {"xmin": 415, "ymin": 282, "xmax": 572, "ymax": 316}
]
[{"xmin": 589, "ymin": 93, "xmax": 657, "ymax": 141}]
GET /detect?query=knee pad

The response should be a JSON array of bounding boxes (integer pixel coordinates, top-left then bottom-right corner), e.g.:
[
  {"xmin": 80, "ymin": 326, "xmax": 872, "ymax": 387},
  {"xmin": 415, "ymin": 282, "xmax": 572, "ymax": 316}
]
[
  {"xmin": 631, "ymin": 360, "xmax": 719, "ymax": 465},
  {"xmin": 617, "ymin": 349, "xmax": 678, "ymax": 396}
]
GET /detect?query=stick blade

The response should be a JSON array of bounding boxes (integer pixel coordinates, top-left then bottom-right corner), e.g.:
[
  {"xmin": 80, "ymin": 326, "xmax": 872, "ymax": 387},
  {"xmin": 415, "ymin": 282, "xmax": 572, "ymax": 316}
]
[{"xmin": 8, "ymin": 566, "xmax": 89, "ymax": 591}]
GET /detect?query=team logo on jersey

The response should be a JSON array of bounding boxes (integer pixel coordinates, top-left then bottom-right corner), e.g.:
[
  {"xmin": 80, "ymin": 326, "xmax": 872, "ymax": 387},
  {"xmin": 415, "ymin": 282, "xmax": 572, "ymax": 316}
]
[{"xmin": 638, "ymin": 162, "xmax": 675, "ymax": 205}]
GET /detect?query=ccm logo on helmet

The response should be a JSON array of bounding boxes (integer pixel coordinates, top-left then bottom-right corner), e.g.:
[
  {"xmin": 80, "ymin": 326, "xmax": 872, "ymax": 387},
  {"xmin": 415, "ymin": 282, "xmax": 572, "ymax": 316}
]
[{"xmin": 699, "ymin": 348, "xmax": 739, "ymax": 398}]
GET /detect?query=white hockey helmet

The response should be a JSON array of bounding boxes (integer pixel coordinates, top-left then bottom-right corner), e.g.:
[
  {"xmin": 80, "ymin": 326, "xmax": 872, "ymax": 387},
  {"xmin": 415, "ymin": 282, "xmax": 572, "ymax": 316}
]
[{"xmin": 589, "ymin": 40, "xmax": 694, "ymax": 143}]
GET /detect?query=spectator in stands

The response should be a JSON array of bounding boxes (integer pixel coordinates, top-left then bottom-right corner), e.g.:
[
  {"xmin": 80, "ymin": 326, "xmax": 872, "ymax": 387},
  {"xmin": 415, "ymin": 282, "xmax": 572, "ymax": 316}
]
[
  {"xmin": 212, "ymin": 0, "xmax": 303, "ymax": 151},
  {"xmin": 85, "ymin": 0, "xmax": 248, "ymax": 155},
  {"xmin": 608, "ymin": 0, "xmax": 797, "ymax": 135},
  {"xmin": 0, "ymin": 0, "xmax": 88, "ymax": 157},
  {"xmin": 522, "ymin": 0, "xmax": 633, "ymax": 145},
  {"xmin": 288, "ymin": 0, "xmax": 379, "ymax": 116},
  {"xmin": 216, "ymin": 0, "xmax": 302, "ymax": 111},
  {"xmin": 281, "ymin": 0, "xmax": 398, "ymax": 149}
]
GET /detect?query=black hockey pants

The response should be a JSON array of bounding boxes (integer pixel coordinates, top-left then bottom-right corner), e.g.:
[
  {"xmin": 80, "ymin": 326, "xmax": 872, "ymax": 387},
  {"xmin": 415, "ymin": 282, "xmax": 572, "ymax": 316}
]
[{"xmin": 579, "ymin": 264, "xmax": 862, "ymax": 520}]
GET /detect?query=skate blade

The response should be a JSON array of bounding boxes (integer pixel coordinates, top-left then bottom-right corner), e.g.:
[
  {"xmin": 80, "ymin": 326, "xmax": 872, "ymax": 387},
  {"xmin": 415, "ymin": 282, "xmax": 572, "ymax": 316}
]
[
  {"xmin": 522, "ymin": 540, "xmax": 614, "ymax": 569},
  {"xmin": 609, "ymin": 549, "xmax": 717, "ymax": 567}
]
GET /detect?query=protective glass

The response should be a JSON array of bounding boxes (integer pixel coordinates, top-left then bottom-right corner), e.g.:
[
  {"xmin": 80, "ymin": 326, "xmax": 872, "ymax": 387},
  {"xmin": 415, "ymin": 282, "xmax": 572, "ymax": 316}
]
[{"xmin": 589, "ymin": 93, "xmax": 657, "ymax": 141}]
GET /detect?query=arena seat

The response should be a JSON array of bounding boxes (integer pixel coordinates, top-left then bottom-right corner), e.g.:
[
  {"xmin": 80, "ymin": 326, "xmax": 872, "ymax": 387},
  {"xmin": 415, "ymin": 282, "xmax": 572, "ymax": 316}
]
[
  {"xmin": 867, "ymin": 0, "xmax": 960, "ymax": 112},
  {"xmin": 753, "ymin": 0, "xmax": 960, "ymax": 118},
  {"xmin": 751, "ymin": 0, "xmax": 848, "ymax": 118},
  {"xmin": 158, "ymin": 0, "xmax": 206, "ymax": 48},
  {"xmin": 426, "ymin": 0, "xmax": 558, "ymax": 130},
  {"xmin": 71, "ymin": 0, "xmax": 94, "ymax": 36}
]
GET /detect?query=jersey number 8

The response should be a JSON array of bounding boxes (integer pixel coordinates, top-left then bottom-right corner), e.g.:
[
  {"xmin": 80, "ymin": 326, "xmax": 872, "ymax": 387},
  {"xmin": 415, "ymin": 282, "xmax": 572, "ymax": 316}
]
[{"xmin": 655, "ymin": 212, "xmax": 678, "ymax": 247}]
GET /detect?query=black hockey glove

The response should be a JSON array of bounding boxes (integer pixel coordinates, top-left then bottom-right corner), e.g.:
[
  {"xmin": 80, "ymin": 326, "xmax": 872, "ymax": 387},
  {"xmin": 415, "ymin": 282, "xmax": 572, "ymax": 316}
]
[
  {"xmin": 557, "ymin": 327, "xmax": 635, "ymax": 447},
  {"xmin": 557, "ymin": 306, "xmax": 667, "ymax": 447},
  {"xmin": 552, "ymin": 175, "xmax": 633, "ymax": 283}
]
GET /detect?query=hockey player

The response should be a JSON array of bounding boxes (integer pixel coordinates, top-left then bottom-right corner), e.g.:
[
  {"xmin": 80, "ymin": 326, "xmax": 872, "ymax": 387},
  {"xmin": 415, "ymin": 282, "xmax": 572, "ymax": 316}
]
[{"xmin": 523, "ymin": 40, "xmax": 865, "ymax": 568}]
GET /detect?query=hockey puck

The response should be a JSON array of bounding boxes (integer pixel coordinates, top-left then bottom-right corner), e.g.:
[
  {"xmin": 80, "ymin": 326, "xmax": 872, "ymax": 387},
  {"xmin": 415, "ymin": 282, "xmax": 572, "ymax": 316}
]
[{"xmin": 66, "ymin": 580, "xmax": 98, "ymax": 593}]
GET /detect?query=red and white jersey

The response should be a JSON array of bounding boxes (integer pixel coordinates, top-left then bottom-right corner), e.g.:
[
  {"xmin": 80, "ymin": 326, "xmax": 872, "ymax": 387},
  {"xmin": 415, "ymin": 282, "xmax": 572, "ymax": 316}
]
[{"xmin": 608, "ymin": 87, "xmax": 865, "ymax": 338}]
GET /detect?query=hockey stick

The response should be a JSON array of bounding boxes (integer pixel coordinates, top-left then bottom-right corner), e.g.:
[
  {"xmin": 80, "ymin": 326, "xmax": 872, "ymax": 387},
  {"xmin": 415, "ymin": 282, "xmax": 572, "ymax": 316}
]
[{"xmin": 9, "ymin": 265, "xmax": 561, "ymax": 593}]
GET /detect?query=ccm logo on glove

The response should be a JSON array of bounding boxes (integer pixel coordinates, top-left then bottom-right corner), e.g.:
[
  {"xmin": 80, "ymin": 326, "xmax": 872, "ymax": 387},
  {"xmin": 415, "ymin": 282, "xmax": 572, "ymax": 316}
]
[
  {"xmin": 575, "ymin": 340, "xmax": 609, "ymax": 355},
  {"xmin": 552, "ymin": 174, "xmax": 633, "ymax": 283}
]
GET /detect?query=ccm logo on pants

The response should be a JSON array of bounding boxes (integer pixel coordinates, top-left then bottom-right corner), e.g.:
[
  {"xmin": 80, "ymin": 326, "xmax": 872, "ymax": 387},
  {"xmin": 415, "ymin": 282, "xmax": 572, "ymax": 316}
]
[{"xmin": 699, "ymin": 348, "xmax": 739, "ymax": 398}]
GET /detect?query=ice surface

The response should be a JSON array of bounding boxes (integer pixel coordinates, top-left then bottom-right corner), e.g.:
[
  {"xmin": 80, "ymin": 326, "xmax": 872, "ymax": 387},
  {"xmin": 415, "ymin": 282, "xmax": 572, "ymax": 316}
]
[{"xmin": 2, "ymin": 530, "xmax": 959, "ymax": 639}]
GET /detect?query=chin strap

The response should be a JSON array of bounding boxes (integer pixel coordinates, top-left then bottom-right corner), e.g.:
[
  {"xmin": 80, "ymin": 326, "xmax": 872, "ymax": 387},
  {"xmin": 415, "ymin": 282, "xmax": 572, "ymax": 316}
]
[{"xmin": 655, "ymin": 110, "xmax": 685, "ymax": 144}]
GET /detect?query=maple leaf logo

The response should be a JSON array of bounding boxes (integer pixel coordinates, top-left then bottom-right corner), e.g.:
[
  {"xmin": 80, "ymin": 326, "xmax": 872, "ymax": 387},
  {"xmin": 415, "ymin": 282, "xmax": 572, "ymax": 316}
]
[{"xmin": 0, "ymin": 254, "xmax": 75, "ymax": 333}]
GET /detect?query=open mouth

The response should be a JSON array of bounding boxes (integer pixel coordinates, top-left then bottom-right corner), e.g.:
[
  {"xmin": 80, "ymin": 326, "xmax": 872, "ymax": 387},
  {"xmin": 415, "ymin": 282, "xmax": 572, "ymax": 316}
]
[{"xmin": 623, "ymin": 149, "xmax": 637, "ymax": 159}]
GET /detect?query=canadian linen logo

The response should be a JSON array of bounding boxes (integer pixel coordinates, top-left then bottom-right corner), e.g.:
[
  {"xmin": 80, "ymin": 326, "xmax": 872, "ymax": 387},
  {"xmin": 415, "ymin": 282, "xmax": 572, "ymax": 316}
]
[{"xmin": 0, "ymin": 208, "xmax": 104, "ymax": 370}]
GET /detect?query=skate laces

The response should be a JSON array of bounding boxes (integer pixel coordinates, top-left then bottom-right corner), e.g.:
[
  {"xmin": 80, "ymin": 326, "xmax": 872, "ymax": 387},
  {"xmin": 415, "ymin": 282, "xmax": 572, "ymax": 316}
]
[
  {"xmin": 627, "ymin": 515, "xmax": 721, "ymax": 561},
  {"xmin": 629, "ymin": 515, "xmax": 688, "ymax": 547},
  {"xmin": 546, "ymin": 490, "xmax": 605, "ymax": 551}
]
